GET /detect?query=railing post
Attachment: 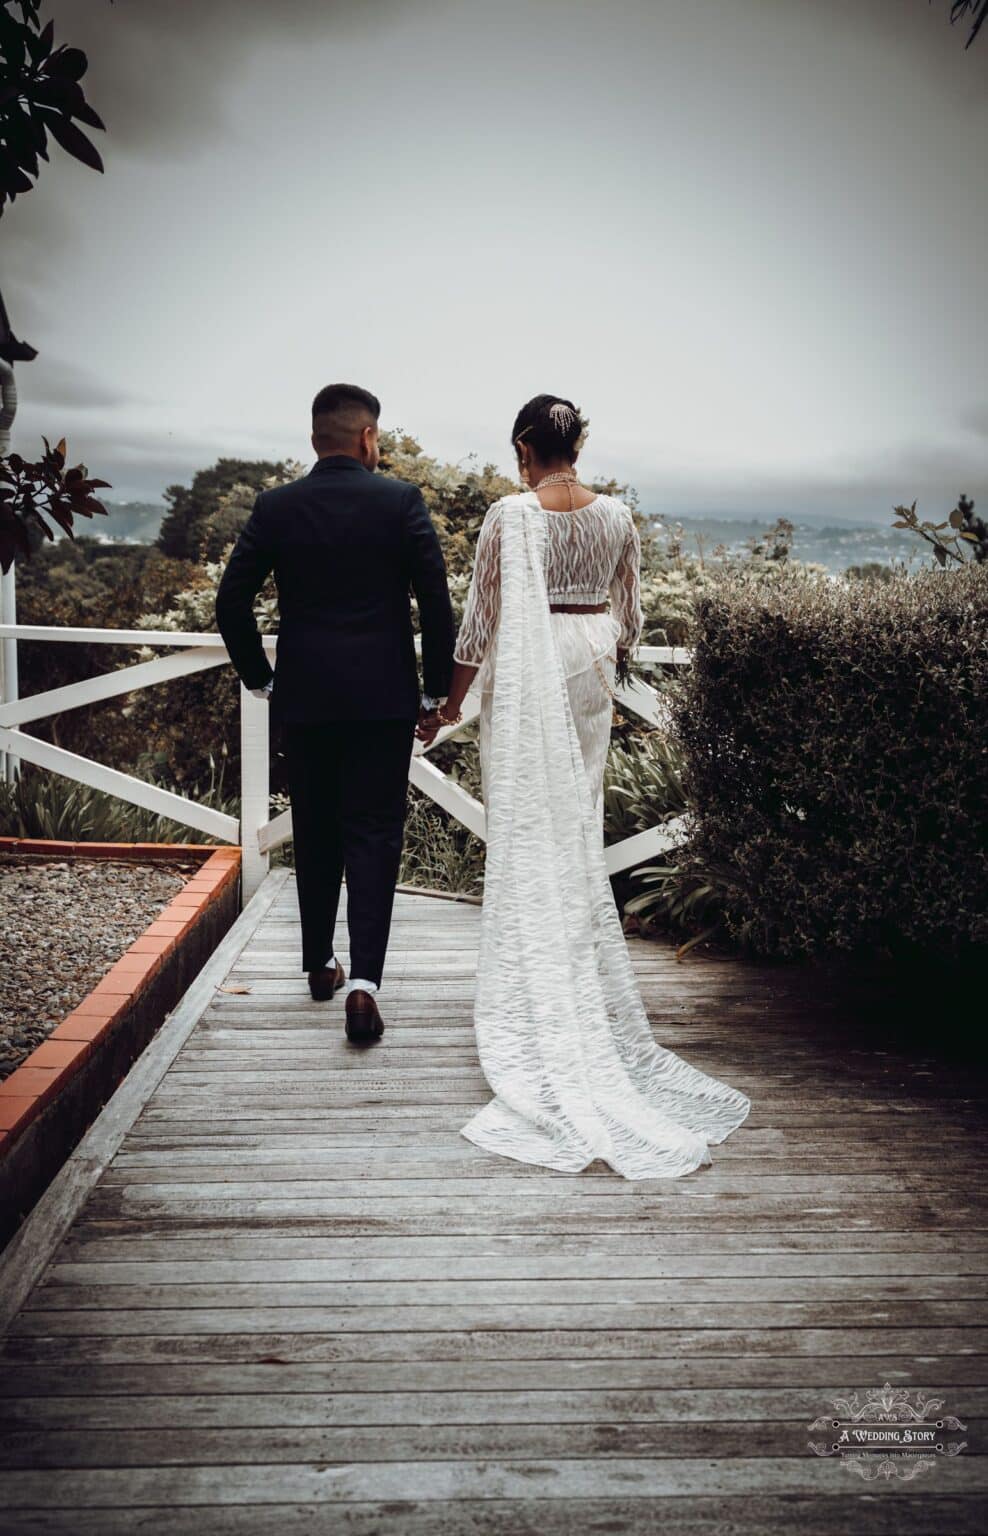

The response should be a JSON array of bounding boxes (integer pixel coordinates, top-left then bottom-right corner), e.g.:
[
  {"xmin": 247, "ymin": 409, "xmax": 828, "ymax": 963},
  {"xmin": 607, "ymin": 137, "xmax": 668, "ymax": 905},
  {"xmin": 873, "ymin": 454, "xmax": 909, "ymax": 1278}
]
[
  {"xmin": 0, "ymin": 356, "xmax": 19, "ymax": 786},
  {"xmin": 239, "ymin": 683, "xmax": 270, "ymax": 902},
  {"xmin": 0, "ymin": 564, "xmax": 19, "ymax": 784}
]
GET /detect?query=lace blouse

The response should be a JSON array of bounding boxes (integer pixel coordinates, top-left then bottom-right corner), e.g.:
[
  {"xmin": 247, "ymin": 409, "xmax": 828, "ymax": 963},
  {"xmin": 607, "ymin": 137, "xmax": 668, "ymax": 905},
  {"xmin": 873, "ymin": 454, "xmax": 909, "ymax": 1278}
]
[{"xmin": 454, "ymin": 493, "xmax": 643, "ymax": 667}]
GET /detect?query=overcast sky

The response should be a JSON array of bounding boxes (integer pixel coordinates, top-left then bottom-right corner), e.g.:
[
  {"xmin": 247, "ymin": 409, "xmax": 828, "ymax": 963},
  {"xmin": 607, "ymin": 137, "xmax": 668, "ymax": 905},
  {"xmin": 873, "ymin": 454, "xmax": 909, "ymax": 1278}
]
[{"xmin": 5, "ymin": 0, "xmax": 986, "ymax": 522}]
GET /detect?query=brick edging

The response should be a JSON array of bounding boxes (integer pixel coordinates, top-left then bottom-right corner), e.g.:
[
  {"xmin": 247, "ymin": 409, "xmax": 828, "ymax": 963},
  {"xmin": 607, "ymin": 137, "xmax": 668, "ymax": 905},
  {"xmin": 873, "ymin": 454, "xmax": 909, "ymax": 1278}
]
[
  {"xmin": 0, "ymin": 841, "xmax": 241, "ymax": 1154},
  {"xmin": 0, "ymin": 837, "xmax": 222, "ymax": 863}
]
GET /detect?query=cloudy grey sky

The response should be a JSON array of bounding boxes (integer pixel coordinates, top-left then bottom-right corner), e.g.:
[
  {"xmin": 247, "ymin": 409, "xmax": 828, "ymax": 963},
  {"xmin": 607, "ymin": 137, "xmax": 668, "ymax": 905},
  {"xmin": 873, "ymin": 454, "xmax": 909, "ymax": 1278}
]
[{"xmin": 5, "ymin": 0, "xmax": 986, "ymax": 521}]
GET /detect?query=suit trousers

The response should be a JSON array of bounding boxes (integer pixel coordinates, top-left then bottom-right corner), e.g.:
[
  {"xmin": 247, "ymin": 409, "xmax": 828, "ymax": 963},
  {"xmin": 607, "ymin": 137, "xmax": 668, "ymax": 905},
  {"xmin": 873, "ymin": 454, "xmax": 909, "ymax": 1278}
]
[{"xmin": 283, "ymin": 717, "xmax": 416, "ymax": 984}]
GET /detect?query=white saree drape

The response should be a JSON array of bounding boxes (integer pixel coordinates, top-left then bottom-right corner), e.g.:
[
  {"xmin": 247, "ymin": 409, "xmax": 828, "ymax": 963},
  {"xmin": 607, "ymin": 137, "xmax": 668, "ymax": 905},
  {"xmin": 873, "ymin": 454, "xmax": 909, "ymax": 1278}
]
[{"xmin": 460, "ymin": 493, "xmax": 752, "ymax": 1179}]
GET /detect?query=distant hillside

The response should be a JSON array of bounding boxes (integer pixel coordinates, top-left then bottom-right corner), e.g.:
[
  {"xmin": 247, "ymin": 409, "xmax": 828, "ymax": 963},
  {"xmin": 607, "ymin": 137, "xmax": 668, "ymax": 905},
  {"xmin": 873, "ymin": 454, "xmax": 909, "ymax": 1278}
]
[
  {"xmin": 92, "ymin": 500, "xmax": 166, "ymax": 544},
  {"xmin": 644, "ymin": 513, "xmax": 926, "ymax": 576}
]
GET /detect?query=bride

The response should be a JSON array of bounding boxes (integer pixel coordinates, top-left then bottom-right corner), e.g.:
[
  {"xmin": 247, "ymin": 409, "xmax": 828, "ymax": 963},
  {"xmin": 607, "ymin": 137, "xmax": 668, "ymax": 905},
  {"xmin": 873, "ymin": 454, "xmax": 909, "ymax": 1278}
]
[{"xmin": 417, "ymin": 394, "xmax": 751, "ymax": 1179}]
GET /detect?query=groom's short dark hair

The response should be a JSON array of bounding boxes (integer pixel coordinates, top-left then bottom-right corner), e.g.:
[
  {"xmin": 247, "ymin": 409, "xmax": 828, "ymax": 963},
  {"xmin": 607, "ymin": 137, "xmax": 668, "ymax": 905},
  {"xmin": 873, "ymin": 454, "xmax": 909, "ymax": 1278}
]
[{"xmin": 312, "ymin": 383, "xmax": 381, "ymax": 449}]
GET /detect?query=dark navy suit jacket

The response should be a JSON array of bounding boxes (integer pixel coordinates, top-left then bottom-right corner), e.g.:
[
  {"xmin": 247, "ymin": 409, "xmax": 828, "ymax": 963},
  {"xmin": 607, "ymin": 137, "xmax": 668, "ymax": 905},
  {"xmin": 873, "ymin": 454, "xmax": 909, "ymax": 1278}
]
[{"xmin": 215, "ymin": 455, "xmax": 455, "ymax": 722}]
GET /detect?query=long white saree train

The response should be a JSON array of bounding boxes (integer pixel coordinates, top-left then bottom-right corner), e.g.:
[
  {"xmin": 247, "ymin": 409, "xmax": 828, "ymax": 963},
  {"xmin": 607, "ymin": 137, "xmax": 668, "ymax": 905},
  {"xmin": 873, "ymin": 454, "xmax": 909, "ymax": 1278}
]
[{"xmin": 460, "ymin": 495, "xmax": 752, "ymax": 1179}]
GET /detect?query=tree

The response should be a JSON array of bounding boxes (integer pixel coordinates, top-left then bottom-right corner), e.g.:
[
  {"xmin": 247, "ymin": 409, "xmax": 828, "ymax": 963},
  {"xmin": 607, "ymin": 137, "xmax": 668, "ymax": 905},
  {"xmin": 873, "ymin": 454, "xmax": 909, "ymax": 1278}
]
[{"xmin": 157, "ymin": 458, "xmax": 289, "ymax": 562}]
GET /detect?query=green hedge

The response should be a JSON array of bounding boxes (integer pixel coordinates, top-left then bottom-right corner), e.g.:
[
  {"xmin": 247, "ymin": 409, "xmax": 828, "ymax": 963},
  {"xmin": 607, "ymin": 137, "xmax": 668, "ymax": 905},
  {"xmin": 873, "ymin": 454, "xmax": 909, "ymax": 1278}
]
[{"xmin": 666, "ymin": 564, "xmax": 988, "ymax": 958}]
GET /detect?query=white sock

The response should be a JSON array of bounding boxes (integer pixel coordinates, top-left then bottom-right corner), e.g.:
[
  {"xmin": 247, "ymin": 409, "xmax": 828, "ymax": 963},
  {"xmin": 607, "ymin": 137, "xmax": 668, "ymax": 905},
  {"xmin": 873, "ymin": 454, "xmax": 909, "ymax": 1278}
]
[{"xmin": 345, "ymin": 977, "xmax": 379, "ymax": 996}]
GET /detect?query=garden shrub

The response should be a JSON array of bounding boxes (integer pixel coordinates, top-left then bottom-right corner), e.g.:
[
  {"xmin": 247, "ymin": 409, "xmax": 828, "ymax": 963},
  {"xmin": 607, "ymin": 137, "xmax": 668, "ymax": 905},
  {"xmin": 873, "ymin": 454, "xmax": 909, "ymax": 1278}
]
[{"xmin": 664, "ymin": 563, "xmax": 988, "ymax": 958}]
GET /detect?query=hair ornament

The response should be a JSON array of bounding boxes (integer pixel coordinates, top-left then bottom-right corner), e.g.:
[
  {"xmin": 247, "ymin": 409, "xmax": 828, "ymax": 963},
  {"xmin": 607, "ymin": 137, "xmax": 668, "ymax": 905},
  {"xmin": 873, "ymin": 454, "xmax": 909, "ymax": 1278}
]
[{"xmin": 548, "ymin": 401, "xmax": 578, "ymax": 436}]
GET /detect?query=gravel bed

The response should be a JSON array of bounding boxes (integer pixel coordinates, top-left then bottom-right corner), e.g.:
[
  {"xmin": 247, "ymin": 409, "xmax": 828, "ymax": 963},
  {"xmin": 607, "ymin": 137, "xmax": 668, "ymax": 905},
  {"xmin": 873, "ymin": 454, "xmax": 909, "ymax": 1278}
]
[{"xmin": 0, "ymin": 853, "xmax": 198, "ymax": 1083}]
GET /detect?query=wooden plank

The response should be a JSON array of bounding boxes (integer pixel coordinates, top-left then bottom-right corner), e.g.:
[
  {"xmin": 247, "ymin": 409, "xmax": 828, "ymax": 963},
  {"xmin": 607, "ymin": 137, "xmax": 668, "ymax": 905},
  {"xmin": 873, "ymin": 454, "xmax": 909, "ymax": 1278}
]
[
  {"xmin": 112, "ymin": 1146, "xmax": 981, "ymax": 1168},
  {"xmin": 11, "ymin": 1303, "xmax": 988, "ymax": 1337},
  {"xmin": 75, "ymin": 1192, "xmax": 986, "ymax": 1229},
  {"xmin": 44, "ymin": 1241, "xmax": 988, "ymax": 1277},
  {"xmin": 3, "ymin": 1418, "xmax": 984, "ymax": 1467},
  {"xmin": 1, "ymin": 1456, "xmax": 985, "ymax": 1506},
  {"xmin": 85, "ymin": 1158, "xmax": 988, "ymax": 1183},
  {"xmin": 0, "ymin": 1497, "xmax": 981, "ymax": 1536},
  {"xmin": 3, "ymin": 1386, "xmax": 987, "ymax": 1428},
  {"xmin": 53, "ymin": 1228, "xmax": 988, "ymax": 1259},
  {"xmin": 30, "ymin": 1273, "xmax": 987, "ymax": 1304},
  {"xmin": 92, "ymin": 1171, "xmax": 932, "ymax": 1194},
  {"xmin": 116, "ymin": 1119, "xmax": 979, "ymax": 1142},
  {"xmin": 3, "ymin": 1349, "xmax": 986, "ymax": 1385},
  {"xmin": 42, "ymin": 1250, "xmax": 988, "ymax": 1279}
]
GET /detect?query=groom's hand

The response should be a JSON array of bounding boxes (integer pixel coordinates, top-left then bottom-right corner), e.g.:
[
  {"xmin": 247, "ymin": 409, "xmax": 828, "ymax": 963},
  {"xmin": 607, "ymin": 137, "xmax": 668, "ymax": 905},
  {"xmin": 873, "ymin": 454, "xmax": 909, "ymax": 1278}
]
[{"xmin": 415, "ymin": 706, "xmax": 441, "ymax": 746}]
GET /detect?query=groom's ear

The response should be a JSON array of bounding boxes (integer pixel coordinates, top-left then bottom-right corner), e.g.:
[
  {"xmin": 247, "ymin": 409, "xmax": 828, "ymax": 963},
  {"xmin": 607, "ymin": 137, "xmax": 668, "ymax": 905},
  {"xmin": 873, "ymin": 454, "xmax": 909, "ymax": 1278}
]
[{"xmin": 361, "ymin": 423, "xmax": 381, "ymax": 469}]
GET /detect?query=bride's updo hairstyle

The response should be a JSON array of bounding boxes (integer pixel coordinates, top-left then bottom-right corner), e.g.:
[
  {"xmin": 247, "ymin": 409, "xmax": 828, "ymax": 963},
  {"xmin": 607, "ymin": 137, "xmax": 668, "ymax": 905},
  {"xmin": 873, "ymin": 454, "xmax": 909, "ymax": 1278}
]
[{"xmin": 512, "ymin": 394, "xmax": 588, "ymax": 465}]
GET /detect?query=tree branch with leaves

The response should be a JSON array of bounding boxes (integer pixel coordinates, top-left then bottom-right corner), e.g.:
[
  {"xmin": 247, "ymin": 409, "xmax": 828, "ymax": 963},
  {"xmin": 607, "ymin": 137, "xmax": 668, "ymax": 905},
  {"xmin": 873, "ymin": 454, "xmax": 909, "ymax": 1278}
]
[
  {"xmin": 0, "ymin": 436, "xmax": 110, "ymax": 573},
  {"xmin": 892, "ymin": 493, "xmax": 987, "ymax": 566},
  {"xmin": 0, "ymin": 0, "xmax": 106, "ymax": 213}
]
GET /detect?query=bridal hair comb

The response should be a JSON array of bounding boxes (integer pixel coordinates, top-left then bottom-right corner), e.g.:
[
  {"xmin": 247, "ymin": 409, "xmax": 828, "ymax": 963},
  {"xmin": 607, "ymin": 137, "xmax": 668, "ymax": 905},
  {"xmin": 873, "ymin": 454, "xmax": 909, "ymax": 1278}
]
[
  {"xmin": 548, "ymin": 401, "xmax": 578, "ymax": 435},
  {"xmin": 514, "ymin": 405, "xmax": 589, "ymax": 452}
]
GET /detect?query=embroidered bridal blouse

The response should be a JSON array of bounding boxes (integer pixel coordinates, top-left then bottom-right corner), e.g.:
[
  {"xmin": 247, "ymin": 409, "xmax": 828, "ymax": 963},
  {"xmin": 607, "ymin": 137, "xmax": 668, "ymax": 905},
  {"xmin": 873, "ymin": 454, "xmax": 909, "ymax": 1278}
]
[{"xmin": 453, "ymin": 493, "xmax": 644, "ymax": 668}]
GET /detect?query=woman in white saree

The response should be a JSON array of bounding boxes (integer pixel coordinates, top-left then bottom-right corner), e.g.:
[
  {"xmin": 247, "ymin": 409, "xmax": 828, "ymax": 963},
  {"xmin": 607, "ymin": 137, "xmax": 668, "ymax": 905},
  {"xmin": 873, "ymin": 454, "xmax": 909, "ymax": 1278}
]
[{"xmin": 420, "ymin": 394, "xmax": 751, "ymax": 1179}]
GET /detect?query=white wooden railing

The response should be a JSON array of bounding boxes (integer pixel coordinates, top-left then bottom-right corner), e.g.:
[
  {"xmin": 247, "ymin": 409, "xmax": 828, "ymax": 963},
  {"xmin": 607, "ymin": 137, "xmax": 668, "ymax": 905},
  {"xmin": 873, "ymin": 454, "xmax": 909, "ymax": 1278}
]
[{"xmin": 0, "ymin": 622, "xmax": 690, "ymax": 902}]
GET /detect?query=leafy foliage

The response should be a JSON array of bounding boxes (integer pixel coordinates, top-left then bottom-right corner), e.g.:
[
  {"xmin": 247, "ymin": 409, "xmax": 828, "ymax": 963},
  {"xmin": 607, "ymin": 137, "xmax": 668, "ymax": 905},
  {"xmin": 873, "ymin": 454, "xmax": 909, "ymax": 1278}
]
[
  {"xmin": 0, "ymin": 755, "xmax": 237, "ymax": 843},
  {"xmin": 0, "ymin": 436, "xmax": 110, "ymax": 572},
  {"xmin": 602, "ymin": 731, "xmax": 686, "ymax": 840},
  {"xmin": 623, "ymin": 858, "xmax": 734, "ymax": 955},
  {"xmin": 0, "ymin": 0, "xmax": 105, "ymax": 215},
  {"xmin": 845, "ymin": 561, "xmax": 898, "ymax": 585},
  {"xmin": 398, "ymin": 788, "xmax": 486, "ymax": 896},
  {"xmin": 661, "ymin": 564, "xmax": 988, "ymax": 959},
  {"xmin": 891, "ymin": 493, "xmax": 987, "ymax": 568}
]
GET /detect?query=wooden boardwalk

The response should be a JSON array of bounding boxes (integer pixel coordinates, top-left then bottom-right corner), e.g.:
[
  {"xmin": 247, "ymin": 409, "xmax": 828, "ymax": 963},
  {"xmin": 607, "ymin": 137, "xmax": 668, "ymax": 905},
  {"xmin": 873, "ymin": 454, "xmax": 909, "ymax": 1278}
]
[{"xmin": 1, "ymin": 869, "xmax": 985, "ymax": 1533}]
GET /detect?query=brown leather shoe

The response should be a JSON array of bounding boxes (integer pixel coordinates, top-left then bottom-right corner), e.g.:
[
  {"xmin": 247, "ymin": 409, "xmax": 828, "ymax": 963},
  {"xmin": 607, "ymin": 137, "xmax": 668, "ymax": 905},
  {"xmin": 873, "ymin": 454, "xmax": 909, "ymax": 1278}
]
[
  {"xmin": 345, "ymin": 987, "xmax": 384, "ymax": 1045},
  {"xmin": 308, "ymin": 958, "xmax": 346, "ymax": 1002}
]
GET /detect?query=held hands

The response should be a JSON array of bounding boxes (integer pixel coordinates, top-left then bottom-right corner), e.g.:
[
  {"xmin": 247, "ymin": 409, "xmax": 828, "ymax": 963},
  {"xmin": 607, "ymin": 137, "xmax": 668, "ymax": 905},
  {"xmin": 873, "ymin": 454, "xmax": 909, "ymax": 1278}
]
[
  {"xmin": 416, "ymin": 700, "xmax": 463, "ymax": 746},
  {"xmin": 415, "ymin": 706, "xmax": 442, "ymax": 746}
]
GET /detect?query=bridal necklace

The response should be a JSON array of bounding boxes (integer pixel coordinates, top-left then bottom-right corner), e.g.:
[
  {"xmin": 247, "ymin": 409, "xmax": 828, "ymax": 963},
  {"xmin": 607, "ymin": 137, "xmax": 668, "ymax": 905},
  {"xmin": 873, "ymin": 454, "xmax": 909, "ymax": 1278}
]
[
  {"xmin": 532, "ymin": 470, "xmax": 581, "ymax": 491},
  {"xmin": 530, "ymin": 467, "xmax": 585, "ymax": 541}
]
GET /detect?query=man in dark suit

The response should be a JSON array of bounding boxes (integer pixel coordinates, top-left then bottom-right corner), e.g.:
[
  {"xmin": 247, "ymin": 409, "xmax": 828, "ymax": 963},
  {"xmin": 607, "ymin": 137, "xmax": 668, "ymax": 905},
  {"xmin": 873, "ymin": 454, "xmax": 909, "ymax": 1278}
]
[{"xmin": 215, "ymin": 383, "xmax": 455, "ymax": 1043}]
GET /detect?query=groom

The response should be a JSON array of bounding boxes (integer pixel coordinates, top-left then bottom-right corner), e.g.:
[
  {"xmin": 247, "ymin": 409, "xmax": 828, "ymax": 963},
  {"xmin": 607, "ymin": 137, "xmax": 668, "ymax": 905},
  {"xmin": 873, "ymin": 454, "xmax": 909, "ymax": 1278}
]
[{"xmin": 215, "ymin": 383, "xmax": 455, "ymax": 1043}]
